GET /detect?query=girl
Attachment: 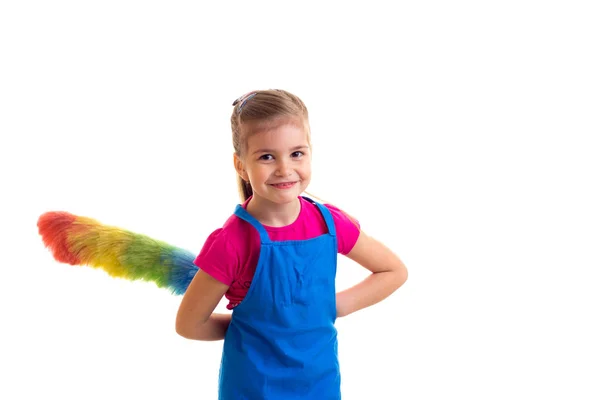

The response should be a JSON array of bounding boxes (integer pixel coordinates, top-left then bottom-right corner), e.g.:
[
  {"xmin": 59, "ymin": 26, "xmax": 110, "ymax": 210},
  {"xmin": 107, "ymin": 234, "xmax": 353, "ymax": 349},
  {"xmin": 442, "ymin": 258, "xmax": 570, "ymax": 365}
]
[{"xmin": 176, "ymin": 89, "xmax": 408, "ymax": 399}]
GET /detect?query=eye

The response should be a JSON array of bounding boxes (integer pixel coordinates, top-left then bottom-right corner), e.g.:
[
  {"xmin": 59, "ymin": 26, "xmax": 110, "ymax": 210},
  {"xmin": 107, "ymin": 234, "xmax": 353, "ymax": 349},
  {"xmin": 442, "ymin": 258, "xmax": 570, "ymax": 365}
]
[
  {"xmin": 258, "ymin": 154, "xmax": 274, "ymax": 161},
  {"xmin": 291, "ymin": 151, "xmax": 304, "ymax": 158}
]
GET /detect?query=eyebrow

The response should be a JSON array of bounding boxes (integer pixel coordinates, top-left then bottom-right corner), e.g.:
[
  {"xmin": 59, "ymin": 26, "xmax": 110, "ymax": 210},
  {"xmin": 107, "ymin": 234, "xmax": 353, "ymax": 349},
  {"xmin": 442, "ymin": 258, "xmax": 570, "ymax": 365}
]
[{"xmin": 252, "ymin": 145, "xmax": 309, "ymax": 155}]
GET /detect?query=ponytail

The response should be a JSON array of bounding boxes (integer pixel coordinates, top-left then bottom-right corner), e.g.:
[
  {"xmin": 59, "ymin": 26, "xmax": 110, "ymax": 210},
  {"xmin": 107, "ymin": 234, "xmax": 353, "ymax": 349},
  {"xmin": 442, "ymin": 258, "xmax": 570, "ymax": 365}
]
[{"xmin": 237, "ymin": 175, "xmax": 253, "ymax": 202}]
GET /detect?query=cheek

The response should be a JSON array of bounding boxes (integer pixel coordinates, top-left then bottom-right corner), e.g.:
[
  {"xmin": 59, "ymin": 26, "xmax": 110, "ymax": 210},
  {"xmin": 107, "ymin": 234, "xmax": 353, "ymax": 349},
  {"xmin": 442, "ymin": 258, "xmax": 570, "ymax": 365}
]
[
  {"xmin": 248, "ymin": 164, "xmax": 271, "ymax": 179},
  {"xmin": 300, "ymin": 161, "xmax": 312, "ymax": 177}
]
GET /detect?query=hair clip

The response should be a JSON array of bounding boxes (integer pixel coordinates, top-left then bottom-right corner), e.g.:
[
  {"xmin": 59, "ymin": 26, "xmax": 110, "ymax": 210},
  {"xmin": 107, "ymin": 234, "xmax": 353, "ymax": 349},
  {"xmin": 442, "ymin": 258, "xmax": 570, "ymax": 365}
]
[{"xmin": 232, "ymin": 92, "xmax": 257, "ymax": 113}]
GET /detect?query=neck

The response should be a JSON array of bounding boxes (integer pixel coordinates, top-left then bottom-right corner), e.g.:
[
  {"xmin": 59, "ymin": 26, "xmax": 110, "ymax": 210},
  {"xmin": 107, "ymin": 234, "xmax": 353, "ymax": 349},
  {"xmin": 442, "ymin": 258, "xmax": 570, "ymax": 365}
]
[{"xmin": 246, "ymin": 196, "xmax": 301, "ymax": 227}]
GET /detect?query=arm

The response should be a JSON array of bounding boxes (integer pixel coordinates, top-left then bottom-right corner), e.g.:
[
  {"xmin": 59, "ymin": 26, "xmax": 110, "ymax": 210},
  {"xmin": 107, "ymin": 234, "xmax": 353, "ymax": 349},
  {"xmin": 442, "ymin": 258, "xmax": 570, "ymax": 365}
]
[
  {"xmin": 175, "ymin": 269, "xmax": 231, "ymax": 341},
  {"xmin": 336, "ymin": 230, "xmax": 408, "ymax": 318}
]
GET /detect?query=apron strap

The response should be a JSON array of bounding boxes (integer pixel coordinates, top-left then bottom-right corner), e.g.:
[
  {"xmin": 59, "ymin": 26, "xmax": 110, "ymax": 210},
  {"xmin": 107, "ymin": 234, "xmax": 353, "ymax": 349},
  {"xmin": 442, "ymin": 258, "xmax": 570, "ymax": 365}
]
[
  {"xmin": 233, "ymin": 205, "xmax": 271, "ymax": 244},
  {"xmin": 302, "ymin": 196, "xmax": 337, "ymax": 237}
]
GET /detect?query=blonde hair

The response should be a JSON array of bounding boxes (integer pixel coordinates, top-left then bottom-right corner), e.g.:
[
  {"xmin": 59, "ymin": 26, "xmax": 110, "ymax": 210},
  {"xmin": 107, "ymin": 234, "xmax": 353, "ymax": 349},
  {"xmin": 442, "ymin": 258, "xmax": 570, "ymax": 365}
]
[{"xmin": 231, "ymin": 89, "xmax": 310, "ymax": 202}]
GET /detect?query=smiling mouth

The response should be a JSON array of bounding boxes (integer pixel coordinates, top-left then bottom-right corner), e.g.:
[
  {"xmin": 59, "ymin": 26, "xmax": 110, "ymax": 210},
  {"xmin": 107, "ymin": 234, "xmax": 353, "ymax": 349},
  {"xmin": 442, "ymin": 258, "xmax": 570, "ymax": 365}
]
[{"xmin": 270, "ymin": 182, "xmax": 297, "ymax": 189}]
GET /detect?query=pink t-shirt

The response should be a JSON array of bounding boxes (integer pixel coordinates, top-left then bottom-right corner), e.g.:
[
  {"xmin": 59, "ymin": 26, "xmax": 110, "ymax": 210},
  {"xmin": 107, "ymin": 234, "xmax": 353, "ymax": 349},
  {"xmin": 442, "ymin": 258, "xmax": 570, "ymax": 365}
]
[{"xmin": 194, "ymin": 196, "xmax": 360, "ymax": 309}]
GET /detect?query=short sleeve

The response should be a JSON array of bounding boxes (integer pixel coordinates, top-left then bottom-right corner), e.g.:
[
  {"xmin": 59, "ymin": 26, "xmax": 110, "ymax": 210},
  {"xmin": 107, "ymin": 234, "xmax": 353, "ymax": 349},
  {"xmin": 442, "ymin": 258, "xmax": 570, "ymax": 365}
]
[
  {"xmin": 193, "ymin": 228, "xmax": 238, "ymax": 286},
  {"xmin": 325, "ymin": 204, "xmax": 361, "ymax": 255}
]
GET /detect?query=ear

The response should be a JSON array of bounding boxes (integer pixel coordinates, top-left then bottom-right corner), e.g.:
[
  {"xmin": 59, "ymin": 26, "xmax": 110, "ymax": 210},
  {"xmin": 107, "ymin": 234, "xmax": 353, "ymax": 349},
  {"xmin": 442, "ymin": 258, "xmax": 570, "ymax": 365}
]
[{"xmin": 233, "ymin": 153, "xmax": 249, "ymax": 181}]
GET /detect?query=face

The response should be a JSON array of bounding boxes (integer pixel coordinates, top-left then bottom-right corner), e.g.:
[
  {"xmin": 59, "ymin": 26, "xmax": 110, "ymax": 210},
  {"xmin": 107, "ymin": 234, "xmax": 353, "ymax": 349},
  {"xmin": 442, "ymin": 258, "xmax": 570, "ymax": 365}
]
[{"xmin": 235, "ymin": 121, "xmax": 311, "ymax": 206}]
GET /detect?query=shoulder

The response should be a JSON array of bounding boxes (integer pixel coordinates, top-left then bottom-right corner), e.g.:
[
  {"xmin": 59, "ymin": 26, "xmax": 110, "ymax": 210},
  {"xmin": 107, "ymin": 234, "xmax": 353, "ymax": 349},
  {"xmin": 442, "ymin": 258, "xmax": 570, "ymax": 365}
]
[
  {"xmin": 300, "ymin": 196, "xmax": 360, "ymax": 230},
  {"xmin": 194, "ymin": 211, "xmax": 256, "ymax": 284},
  {"xmin": 323, "ymin": 203, "xmax": 360, "ymax": 230},
  {"xmin": 201, "ymin": 213, "xmax": 254, "ymax": 252},
  {"xmin": 302, "ymin": 197, "xmax": 361, "ymax": 254}
]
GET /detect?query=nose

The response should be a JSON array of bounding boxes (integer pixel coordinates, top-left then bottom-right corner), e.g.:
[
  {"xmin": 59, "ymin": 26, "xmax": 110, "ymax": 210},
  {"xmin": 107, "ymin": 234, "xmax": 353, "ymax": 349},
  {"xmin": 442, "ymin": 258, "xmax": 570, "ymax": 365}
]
[{"xmin": 275, "ymin": 159, "xmax": 292, "ymax": 177}]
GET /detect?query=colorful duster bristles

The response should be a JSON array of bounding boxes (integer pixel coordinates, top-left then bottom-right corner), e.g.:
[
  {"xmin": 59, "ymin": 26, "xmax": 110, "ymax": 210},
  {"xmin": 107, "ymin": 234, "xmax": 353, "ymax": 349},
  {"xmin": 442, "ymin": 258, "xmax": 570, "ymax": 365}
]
[{"xmin": 37, "ymin": 211, "xmax": 198, "ymax": 295}]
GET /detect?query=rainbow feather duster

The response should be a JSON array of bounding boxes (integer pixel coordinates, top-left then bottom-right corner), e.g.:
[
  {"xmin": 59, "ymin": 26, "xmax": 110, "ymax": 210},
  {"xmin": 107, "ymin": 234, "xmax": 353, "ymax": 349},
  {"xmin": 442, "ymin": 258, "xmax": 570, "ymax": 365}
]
[{"xmin": 37, "ymin": 211, "xmax": 198, "ymax": 295}]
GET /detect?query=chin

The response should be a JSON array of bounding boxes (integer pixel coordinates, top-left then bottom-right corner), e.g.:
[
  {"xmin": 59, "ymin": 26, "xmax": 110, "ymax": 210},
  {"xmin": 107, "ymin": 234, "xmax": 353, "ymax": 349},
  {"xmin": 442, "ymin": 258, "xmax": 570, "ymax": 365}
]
[
  {"xmin": 272, "ymin": 193, "xmax": 302, "ymax": 204},
  {"xmin": 271, "ymin": 188, "xmax": 305, "ymax": 204}
]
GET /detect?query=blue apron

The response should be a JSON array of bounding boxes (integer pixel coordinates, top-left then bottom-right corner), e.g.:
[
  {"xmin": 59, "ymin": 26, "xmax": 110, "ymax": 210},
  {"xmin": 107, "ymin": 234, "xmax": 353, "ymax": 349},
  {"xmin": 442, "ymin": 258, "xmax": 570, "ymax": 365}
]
[{"xmin": 218, "ymin": 197, "xmax": 341, "ymax": 399}]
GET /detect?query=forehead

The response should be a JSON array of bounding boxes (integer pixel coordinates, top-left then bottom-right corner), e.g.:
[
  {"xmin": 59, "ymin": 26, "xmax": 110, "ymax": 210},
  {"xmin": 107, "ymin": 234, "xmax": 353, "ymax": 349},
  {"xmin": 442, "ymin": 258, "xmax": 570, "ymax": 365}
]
[{"xmin": 243, "ymin": 117, "xmax": 310, "ymax": 151}]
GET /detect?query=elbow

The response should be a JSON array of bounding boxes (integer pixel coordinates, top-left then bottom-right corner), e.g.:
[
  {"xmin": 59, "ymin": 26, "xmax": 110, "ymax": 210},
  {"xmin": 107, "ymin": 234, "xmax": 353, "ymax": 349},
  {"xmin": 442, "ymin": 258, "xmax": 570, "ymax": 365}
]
[
  {"xmin": 401, "ymin": 267, "xmax": 408, "ymax": 286},
  {"xmin": 175, "ymin": 313, "xmax": 200, "ymax": 340},
  {"xmin": 395, "ymin": 263, "xmax": 408, "ymax": 288},
  {"xmin": 176, "ymin": 313, "xmax": 213, "ymax": 341},
  {"xmin": 175, "ymin": 318, "xmax": 191, "ymax": 339}
]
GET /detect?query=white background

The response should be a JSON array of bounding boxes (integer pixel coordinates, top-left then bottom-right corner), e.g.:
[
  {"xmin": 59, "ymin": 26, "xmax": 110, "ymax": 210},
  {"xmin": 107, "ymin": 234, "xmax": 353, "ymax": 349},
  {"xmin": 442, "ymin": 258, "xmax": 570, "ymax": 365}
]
[{"xmin": 2, "ymin": 1, "xmax": 599, "ymax": 399}]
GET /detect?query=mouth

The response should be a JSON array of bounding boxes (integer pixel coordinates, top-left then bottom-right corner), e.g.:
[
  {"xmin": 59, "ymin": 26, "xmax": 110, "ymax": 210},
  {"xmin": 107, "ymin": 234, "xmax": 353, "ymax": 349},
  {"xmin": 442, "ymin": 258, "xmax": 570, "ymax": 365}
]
[{"xmin": 269, "ymin": 181, "xmax": 298, "ymax": 189}]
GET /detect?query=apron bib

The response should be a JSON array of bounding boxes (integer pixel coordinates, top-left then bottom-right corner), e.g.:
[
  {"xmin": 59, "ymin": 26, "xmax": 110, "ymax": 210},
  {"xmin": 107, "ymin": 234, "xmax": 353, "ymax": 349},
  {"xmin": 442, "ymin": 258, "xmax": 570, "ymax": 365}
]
[{"xmin": 218, "ymin": 197, "xmax": 340, "ymax": 399}]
